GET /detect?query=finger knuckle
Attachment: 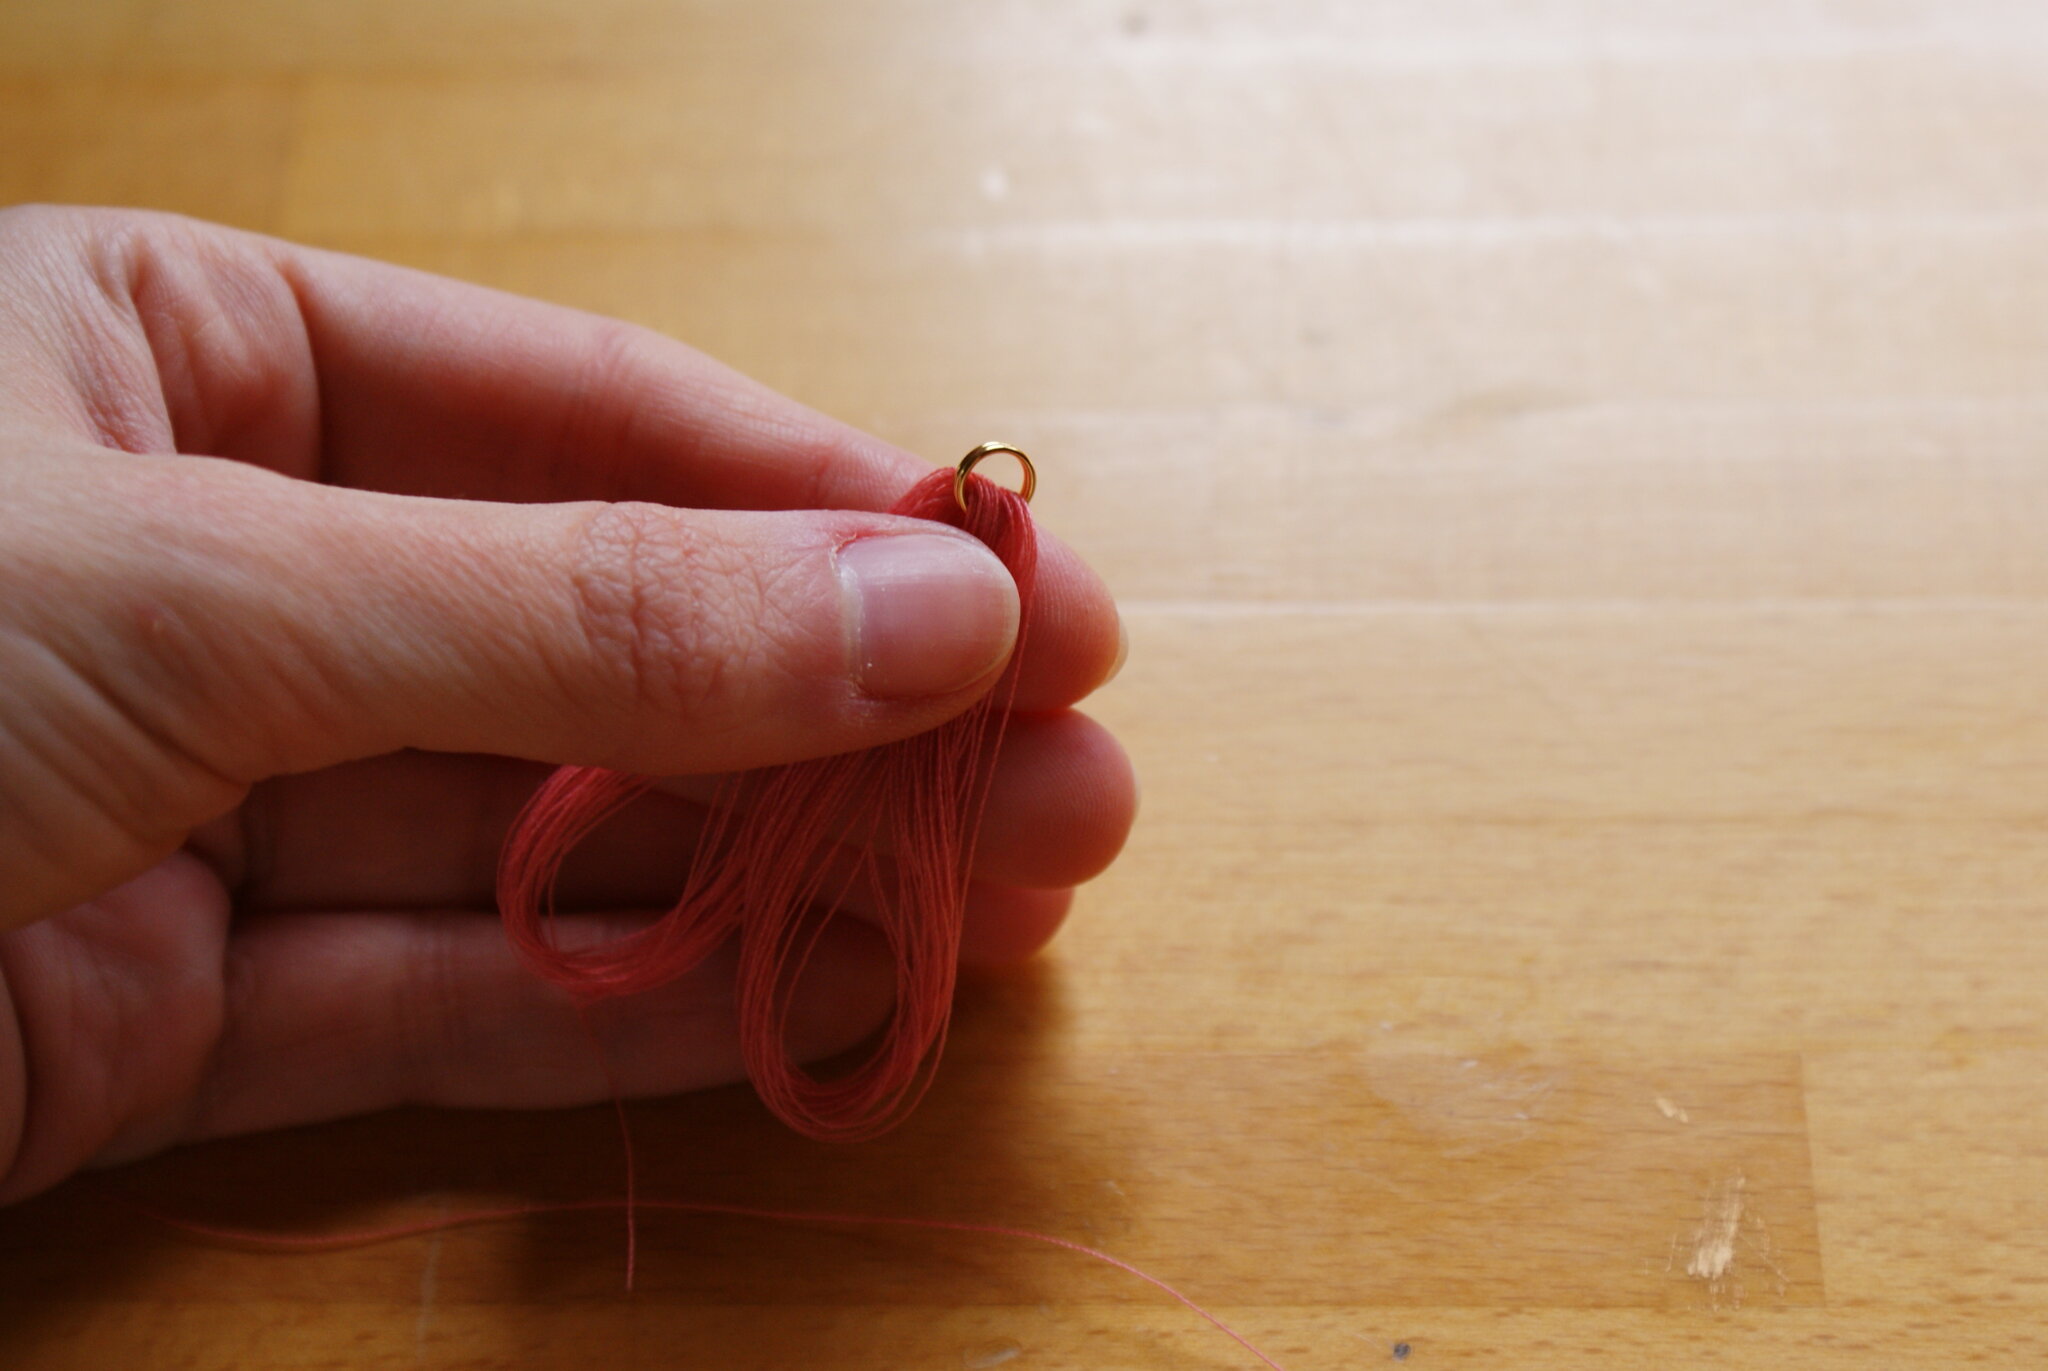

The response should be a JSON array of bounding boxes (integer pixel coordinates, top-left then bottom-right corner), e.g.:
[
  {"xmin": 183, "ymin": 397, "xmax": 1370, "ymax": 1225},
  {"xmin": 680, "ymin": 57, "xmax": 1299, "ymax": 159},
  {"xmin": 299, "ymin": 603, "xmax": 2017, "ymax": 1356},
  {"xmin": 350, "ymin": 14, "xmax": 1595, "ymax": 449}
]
[{"xmin": 566, "ymin": 502, "xmax": 763, "ymax": 721}]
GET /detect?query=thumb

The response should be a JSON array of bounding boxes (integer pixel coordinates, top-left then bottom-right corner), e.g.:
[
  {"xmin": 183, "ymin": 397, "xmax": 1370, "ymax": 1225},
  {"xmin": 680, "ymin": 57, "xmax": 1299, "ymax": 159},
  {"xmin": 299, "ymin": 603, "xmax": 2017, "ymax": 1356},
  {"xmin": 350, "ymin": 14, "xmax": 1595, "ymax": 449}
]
[
  {"xmin": 29, "ymin": 449, "xmax": 1017, "ymax": 800},
  {"xmin": 222, "ymin": 461, "xmax": 1019, "ymax": 776}
]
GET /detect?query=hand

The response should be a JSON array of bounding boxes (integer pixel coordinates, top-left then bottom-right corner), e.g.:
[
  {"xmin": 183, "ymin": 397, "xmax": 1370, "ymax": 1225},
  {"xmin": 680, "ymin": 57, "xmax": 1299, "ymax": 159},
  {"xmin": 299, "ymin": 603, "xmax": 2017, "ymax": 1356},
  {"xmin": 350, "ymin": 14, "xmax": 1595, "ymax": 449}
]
[{"xmin": 0, "ymin": 206, "xmax": 1133, "ymax": 1202}]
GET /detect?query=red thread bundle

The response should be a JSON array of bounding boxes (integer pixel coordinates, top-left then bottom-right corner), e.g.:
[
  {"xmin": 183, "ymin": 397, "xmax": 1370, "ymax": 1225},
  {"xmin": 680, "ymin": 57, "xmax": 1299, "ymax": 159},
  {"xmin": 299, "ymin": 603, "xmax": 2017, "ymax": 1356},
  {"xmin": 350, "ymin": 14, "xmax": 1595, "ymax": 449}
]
[
  {"xmin": 496, "ymin": 467, "xmax": 1037, "ymax": 1141},
  {"xmin": 155, "ymin": 468, "xmax": 1305, "ymax": 1369}
]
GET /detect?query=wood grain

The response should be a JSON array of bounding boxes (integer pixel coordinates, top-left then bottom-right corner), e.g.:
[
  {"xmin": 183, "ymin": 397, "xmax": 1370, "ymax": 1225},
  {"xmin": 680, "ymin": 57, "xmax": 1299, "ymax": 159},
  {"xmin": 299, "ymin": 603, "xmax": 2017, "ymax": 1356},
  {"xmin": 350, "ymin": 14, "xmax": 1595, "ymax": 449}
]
[{"xmin": 3, "ymin": 0, "xmax": 2046, "ymax": 1365}]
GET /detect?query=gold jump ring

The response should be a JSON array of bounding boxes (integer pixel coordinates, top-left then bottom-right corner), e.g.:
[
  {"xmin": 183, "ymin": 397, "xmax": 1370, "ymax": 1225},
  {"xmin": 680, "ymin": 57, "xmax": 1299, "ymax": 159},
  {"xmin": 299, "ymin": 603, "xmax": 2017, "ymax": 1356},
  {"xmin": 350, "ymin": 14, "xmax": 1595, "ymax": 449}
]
[{"xmin": 953, "ymin": 442, "xmax": 1036, "ymax": 513}]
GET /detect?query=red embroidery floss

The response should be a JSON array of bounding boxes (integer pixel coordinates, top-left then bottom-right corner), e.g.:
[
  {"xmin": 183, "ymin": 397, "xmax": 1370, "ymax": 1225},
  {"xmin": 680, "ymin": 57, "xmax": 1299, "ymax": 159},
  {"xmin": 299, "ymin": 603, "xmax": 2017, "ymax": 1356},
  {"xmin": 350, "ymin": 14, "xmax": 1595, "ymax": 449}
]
[
  {"xmin": 138, "ymin": 447, "xmax": 1305, "ymax": 1370},
  {"xmin": 496, "ymin": 443, "xmax": 1039, "ymax": 1142}
]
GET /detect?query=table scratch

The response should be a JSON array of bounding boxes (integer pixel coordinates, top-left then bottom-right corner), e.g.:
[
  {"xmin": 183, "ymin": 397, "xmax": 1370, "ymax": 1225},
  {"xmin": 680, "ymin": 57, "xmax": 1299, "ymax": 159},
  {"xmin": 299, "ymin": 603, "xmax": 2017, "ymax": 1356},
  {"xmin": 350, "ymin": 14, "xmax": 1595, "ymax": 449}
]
[
  {"xmin": 1687, "ymin": 1173, "xmax": 1744, "ymax": 1283},
  {"xmin": 414, "ymin": 1204, "xmax": 449, "ymax": 1361}
]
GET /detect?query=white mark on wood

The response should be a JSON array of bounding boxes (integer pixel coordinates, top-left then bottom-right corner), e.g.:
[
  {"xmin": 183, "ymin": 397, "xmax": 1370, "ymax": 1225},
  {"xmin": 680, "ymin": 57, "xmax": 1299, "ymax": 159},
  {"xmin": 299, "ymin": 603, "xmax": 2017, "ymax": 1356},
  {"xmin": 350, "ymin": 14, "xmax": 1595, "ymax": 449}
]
[
  {"xmin": 413, "ymin": 1203, "xmax": 449, "ymax": 1360},
  {"xmin": 980, "ymin": 166, "xmax": 1011, "ymax": 201},
  {"xmin": 963, "ymin": 1340, "xmax": 1023, "ymax": 1368},
  {"xmin": 1745, "ymin": 1208, "xmax": 1791, "ymax": 1300},
  {"xmin": 1680, "ymin": 1172, "xmax": 1753, "ymax": 1306},
  {"xmin": 1656, "ymin": 1096, "xmax": 1691, "ymax": 1123},
  {"xmin": 1670, "ymin": 1171, "xmax": 1792, "ymax": 1307}
]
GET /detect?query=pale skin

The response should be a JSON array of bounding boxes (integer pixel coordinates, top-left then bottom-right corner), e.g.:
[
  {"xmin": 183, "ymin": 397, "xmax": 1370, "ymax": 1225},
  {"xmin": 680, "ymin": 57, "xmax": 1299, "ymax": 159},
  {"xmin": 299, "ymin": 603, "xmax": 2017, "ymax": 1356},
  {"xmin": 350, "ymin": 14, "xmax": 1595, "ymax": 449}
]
[{"xmin": 0, "ymin": 206, "xmax": 1135, "ymax": 1204}]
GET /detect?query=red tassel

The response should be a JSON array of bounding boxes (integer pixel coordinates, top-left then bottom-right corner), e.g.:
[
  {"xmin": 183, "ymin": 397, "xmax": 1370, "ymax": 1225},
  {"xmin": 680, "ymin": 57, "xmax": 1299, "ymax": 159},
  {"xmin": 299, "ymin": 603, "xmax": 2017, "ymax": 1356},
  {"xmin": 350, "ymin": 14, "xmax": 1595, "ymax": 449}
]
[{"xmin": 497, "ymin": 466, "xmax": 1037, "ymax": 1141}]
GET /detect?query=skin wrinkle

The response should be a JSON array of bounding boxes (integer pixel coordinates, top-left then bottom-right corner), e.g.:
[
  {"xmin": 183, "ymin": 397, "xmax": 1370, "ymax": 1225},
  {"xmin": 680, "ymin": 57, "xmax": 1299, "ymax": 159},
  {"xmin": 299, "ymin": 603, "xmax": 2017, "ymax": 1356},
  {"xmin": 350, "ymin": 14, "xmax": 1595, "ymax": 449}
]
[
  {"xmin": 0, "ymin": 212, "xmax": 144, "ymax": 452},
  {"xmin": 567, "ymin": 501, "xmax": 695, "ymax": 731},
  {"xmin": 187, "ymin": 929, "xmax": 257, "ymax": 1153},
  {"xmin": 107, "ymin": 216, "xmax": 318, "ymax": 472},
  {"xmin": 37, "ymin": 569, "xmax": 252, "ymax": 825},
  {"xmin": 0, "ymin": 930, "xmax": 55, "ymax": 1192},
  {"xmin": 558, "ymin": 502, "xmax": 850, "ymax": 760},
  {"xmin": 88, "ymin": 640, "xmax": 254, "ymax": 810},
  {"xmin": 0, "ymin": 322, "xmax": 89, "ymax": 449},
  {"xmin": 16, "ymin": 457, "xmax": 299, "ymax": 791},
  {"xmin": 0, "ymin": 954, "xmax": 22, "ymax": 1192},
  {"xmin": 192, "ymin": 914, "xmax": 340, "ymax": 1142},
  {"xmin": 0, "ymin": 908, "xmax": 170, "ymax": 1196},
  {"xmin": 338, "ymin": 502, "xmax": 501, "ymax": 740},
  {"xmin": 398, "ymin": 918, "xmax": 465, "ymax": 1108},
  {"xmin": 14, "ymin": 733, "xmax": 167, "ymax": 895},
  {"xmin": 136, "ymin": 251, "xmax": 259, "ymax": 462},
  {"xmin": 76, "ymin": 914, "xmax": 177, "ymax": 1166},
  {"xmin": 751, "ymin": 539, "xmax": 828, "ymax": 699},
  {"xmin": 271, "ymin": 249, "xmax": 333, "ymax": 487},
  {"xmin": 0, "ymin": 746, "xmax": 124, "ymax": 918},
  {"xmin": 207, "ymin": 240, "xmax": 320, "ymax": 470},
  {"xmin": 241, "ymin": 484, "xmax": 484, "ymax": 771},
  {"xmin": 72, "ymin": 935, "xmax": 129, "ymax": 1159},
  {"xmin": 122, "ymin": 231, "xmax": 208, "ymax": 454},
  {"xmin": 200, "ymin": 914, "xmax": 369, "ymax": 1136},
  {"xmin": 514, "ymin": 535, "xmax": 618, "ymax": 752},
  {"xmin": 152, "ymin": 541, "xmax": 343, "ymax": 780},
  {"xmin": 549, "ymin": 319, "xmax": 660, "ymax": 495},
  {"xmin": 64, "ymin": 323, "xmax": 149, "ymax": 458},
  {"xmin": 790, "ymin": 426, "xmax": 888, "ymax": 515},
  {"xmin": 543, "ymin": 320, "xmax": 864, "ymax": 515},
  {"xmin": 182, "ymin": 809, "xmax": 250, "ymax": 901},
  {"xmin": 149, "ymin": 871, "xmax": 233, "ymax": 1159},
  {"xmin": 2, "ymin": 625, "xmax": 222, "ymax": 885},
  {"xmin": 716, "ymin": 529, "xmax": 809, "ymax": 713},
  {"xmin": 78, "ymin": 216, "xmax": 176, "ymax": 456}
]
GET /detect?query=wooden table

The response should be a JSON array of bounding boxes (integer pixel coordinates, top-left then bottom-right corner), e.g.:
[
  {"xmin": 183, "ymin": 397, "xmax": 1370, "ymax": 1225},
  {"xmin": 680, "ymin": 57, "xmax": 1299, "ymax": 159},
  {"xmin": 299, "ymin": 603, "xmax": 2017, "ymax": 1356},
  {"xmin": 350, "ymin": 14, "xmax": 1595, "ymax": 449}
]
[{"xmin": 5, "ymin": 3, "xmax": 2046, "ymax": 1365}]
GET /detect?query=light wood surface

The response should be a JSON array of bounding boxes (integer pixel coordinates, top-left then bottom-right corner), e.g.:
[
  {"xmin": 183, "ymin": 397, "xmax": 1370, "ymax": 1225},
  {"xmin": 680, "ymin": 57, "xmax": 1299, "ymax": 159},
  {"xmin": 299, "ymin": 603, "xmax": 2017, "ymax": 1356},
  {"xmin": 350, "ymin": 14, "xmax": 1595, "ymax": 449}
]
[{"xmin": 6, "ymin": 3, "xmax": 2048, "ymax": 1366}]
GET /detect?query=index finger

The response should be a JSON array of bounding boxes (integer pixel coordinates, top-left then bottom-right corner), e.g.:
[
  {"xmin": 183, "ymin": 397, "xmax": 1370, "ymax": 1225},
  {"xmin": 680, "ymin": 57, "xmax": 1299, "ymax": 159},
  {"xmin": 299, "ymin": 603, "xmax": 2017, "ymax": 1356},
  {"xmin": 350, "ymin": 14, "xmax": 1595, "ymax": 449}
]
[
  {"xmin": 8, "ymin": 207, "xmax": 1123, "ymax": 708},
  {"xmin": 281, "ymin": 240, "xmax": 1126, "ymax": 709}
]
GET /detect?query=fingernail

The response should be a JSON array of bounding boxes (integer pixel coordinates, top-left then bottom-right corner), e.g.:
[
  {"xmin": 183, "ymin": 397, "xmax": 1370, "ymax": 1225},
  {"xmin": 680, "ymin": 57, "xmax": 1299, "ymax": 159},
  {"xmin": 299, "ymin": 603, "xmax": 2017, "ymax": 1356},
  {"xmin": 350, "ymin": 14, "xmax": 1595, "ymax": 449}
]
[
  {"xmin": 1105, "ymin": 615, "xmax": 1130, "ymax": 684},
  {"xmin": 838, "ymin": 533, "xmax": 1019, "ymax": 698}
]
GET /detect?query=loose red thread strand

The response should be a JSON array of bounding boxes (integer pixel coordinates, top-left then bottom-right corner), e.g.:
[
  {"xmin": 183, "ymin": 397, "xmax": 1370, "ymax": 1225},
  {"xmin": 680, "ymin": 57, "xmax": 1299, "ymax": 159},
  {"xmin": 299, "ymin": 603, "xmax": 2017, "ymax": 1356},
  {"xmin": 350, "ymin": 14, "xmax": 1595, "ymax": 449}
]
[{"xmin": 133, "ymin": 1196, "xmax": 1291, "ymax": 1371}]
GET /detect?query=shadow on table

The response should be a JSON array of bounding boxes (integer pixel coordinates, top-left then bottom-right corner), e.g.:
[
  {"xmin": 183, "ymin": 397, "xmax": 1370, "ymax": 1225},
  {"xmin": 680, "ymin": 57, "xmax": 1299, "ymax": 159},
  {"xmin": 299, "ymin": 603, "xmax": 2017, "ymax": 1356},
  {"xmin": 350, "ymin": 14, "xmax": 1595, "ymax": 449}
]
[{"xmin": 0, "ymin": 956, "xmax": 1143, "ymax": 1366}]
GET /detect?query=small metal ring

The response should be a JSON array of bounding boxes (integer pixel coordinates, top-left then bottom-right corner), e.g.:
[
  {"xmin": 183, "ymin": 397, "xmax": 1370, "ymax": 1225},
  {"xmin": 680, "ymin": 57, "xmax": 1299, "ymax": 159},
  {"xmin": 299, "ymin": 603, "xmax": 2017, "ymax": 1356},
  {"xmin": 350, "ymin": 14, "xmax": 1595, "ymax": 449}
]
[{"xmin": 953, "ymin": 442, "xmax": 1036, "ymax": 512}]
